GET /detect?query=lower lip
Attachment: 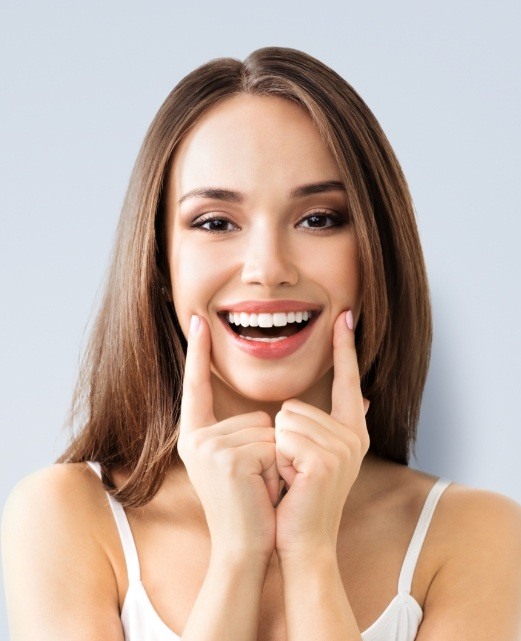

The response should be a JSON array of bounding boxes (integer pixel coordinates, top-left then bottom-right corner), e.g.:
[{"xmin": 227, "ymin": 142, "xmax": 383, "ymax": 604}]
[{"xmin": 219, "ymin": 314, "xmax": 320, "ymax": 360}]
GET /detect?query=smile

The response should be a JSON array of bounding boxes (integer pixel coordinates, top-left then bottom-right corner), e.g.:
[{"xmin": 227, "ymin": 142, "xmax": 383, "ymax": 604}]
[
  {"xmin": 217, "ymin": 304, "xmax": 321, "ymax": 359},
  {"xmin": 224, "ymin": 310, "xmax": 315, "ymax": 341}
]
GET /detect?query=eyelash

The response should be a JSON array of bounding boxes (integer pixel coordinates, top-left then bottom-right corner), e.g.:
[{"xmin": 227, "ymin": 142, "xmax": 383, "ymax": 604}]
[{"xmin": 190, "ymin": 210, "xmax": 348, "ymax": 234}]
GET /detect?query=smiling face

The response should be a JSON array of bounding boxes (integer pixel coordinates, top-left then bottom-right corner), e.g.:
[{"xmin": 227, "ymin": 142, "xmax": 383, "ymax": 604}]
[{"xmin": 165, "ymin": 94, "xmax": 360, "ymax": 413}]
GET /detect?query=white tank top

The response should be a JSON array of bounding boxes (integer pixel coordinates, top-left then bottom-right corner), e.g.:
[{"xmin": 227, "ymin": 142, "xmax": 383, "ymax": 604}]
[{"xmin": 87, "ymin": 461, "xmax": 451, "ymax": 641}]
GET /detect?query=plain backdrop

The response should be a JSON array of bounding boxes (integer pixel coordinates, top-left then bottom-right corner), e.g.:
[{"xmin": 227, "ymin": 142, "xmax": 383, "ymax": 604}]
[{"xmin": 1, "ymin": 1, "xmax": 520, "ymax": 636}]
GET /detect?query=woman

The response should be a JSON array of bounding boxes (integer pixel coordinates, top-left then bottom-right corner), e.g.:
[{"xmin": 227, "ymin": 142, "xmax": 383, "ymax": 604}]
[{"xmin": 2, "ymin": 47, "xmax": 521, "ymax": 641}]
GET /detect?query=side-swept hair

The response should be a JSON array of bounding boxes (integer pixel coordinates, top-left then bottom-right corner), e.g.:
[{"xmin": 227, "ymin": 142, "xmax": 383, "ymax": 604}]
[{"xmin": 58, "ymin": 47, "xmax": 432, "ymax": 507}]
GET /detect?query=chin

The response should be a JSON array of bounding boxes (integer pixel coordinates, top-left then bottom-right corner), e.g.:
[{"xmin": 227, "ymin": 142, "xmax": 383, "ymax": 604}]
[
  {"xmin": 236, "ymin": 385, "xmax": 303, "ymax": 403},
  {"xmin": 215, "ymin": 367, "xmax": 328, "ymax": 404}
]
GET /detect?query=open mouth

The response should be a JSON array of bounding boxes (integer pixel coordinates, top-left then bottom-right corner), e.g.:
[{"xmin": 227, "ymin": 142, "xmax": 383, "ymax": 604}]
[{"xmin": 218, "ymin": 310, "xmax": 318, "ymax": 342}]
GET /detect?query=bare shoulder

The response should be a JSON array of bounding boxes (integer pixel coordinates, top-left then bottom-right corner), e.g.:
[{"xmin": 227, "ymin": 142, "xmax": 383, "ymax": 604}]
[
  {"xmin": 2, "ymin": 462, "xmax": 109, "ymax": 543},
  {"xmin": 430, "ymin": 481, "xmax": 521, "ymax": 558},
  {"xmin": 2, "ymin": 463, "xmax": 124, "ymax": 640},
  {"xmin": 5, "ymin": 461, "xmax": 100, "ymax": 508},
  {"xmin": 416, "ymin": 479, "xmax": 521, "ymax": 640}
]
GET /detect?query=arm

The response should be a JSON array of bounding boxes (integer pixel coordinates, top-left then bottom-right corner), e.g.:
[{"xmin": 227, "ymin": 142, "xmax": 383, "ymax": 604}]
[
  {"xmin": 416, "ymin": 489, "xmax": 521, "ymax": 641},
  {"xmin": 273, "ymin": 311, "xmax": 367, "ymax": 640},
  {"xmin": 177, "ymin": 315, "xmax": 279, "ymax": 640},
  {"xmin": 2, "ymin": 465, "xmax": 125, "ymax": 641},
  {"xmin": 278, "ymin": 548, "xmax": 362, "ymax": 641},
  {"xmin": 181, "ymin": 550, "xmax": 269, "ymax": 641}
]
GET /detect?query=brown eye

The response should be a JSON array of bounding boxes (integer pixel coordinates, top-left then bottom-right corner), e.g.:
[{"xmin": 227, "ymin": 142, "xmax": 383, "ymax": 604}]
[
  {"xmin": 298, "ymin": 212, "xmax": 346, "ymax": 230},
  {"xmin": 191, "ymin": 216, "xmax": 238, "ymax": 233},
  {"xmin": 305, "ymin": 215, "xmax": 329, "ymax": 228}
]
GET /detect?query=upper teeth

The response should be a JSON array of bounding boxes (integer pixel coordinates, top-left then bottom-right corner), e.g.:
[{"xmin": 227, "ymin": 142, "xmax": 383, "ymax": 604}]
[{"xmin": 227, "ymin": 311, "xmax": 312, "ymax": 328}]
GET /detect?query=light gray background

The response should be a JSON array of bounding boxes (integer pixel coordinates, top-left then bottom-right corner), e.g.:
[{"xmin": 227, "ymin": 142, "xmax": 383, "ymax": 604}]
[{"xmin": 1, "ymin": 1, "xmax": 520, "ymax": 636}]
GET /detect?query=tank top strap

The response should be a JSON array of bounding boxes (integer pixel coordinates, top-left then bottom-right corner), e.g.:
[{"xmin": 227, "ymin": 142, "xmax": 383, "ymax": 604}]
[
  {"xmin": 398, "ymin": 478, "xmax": 452, "ymax": 594},
  {"xmin": 86, "ymin": 461, "xmax": 141, "ymax": 583}
]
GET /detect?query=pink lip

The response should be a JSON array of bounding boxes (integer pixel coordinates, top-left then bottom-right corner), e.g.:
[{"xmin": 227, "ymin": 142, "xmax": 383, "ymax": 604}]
[
  {"xmin": 218, "ymin": 310, "xmax": 320, "ymax": 360},
  {"xmin": 216, "ymin": 299, "xmax": 322, "ymax": 314}
]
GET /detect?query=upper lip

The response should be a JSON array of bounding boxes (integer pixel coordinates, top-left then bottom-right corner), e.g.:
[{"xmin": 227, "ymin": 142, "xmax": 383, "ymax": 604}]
[{"xmin": 216, "ymin": 300, "xmax": 322, "ymax": 314}]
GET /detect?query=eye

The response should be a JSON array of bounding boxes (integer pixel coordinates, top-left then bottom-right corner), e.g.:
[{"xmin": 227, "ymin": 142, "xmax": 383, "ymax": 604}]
[
  {"xmin": 297, "ymin": 211, "xmax": 346, "ymax": 231},
  {"xmin": 191, "ymin": 215, "xmax": 238, "ymax": 234}
]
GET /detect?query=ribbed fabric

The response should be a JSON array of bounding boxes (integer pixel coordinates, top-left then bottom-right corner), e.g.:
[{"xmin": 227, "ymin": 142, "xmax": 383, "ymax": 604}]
[{"xmin": 87, "ymin": 462, "xmax": 451, "ymax": 641}]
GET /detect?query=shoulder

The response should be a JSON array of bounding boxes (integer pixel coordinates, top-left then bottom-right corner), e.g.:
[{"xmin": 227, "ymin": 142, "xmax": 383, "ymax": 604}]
[
  {"xmin": 417, "ymin": 483, "xmax": 521, "ymax": 639},
  {"xmin": 2, "ymin": 462, "xmax": 106, "ymax": 535},
  {"xmin": 1, "ymin": 462, "xmax": 117, "ymax": 574},
  {"xmin": 2, "ymin": 464, "xmax": 125, "ymax": 639},
  {"xmin": 432, "ymin": 482, "xmax": 521, "ymax": 556}
]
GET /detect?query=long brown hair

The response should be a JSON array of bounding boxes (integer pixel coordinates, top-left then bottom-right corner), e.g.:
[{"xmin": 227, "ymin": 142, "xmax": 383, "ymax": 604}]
[{"xmin": 58, "ymin": 47, "xmax": 432, "ymax": 507}]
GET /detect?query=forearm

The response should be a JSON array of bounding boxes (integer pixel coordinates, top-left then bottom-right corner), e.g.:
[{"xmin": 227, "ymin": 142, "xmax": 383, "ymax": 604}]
[
  {"xmin": 181, "ymin": 549, "xmax": 269, "ymax": 641},
  {"xmin": 278, "ymin": 548, "xmax": 362, "ymax": 641}
]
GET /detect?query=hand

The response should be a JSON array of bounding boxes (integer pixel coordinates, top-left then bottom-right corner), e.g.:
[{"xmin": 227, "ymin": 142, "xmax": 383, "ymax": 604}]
[
  {"xmin": 274, "ymin": 310, "xmax": 370, "ymax": 557},
  {"xmin": 177, "ymin": 315, "xmax": 279, "ymax": 560}
]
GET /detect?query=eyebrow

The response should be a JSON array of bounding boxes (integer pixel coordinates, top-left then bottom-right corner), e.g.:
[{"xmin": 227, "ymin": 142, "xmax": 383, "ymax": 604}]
[{"xmin": 176, "ymin": 180, "xmax": 346, "ymax": 206}]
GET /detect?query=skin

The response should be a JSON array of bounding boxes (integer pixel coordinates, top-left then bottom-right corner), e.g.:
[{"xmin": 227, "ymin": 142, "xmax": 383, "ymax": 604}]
[
  {"xmin": 2, "ymin": 95, "xmax": 521, "ymax": 641},
  {"xmin": 166, "ymin": 94, "xmax": 361, "ymax": 416}
]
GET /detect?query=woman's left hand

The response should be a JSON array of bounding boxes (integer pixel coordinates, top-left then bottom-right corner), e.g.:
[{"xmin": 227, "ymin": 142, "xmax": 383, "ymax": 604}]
[{"xmin": 274, "ymin": 310, "xmax": 370, "ymax": 558}]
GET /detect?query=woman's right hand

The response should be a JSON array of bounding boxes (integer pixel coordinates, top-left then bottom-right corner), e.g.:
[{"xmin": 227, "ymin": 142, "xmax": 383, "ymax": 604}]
[{"xmin": 177, "ymin": 314, "xmax": 279, "ymax": 561}]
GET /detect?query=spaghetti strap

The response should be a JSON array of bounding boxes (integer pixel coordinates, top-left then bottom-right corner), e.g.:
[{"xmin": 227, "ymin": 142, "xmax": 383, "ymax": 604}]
[
  {"xmin": 398, "ymin": 478, "xmax": 452, "ymax": 594},
  {"xmin": 86, "ymin": 461, "xmax": 141, "ymax": 583}
]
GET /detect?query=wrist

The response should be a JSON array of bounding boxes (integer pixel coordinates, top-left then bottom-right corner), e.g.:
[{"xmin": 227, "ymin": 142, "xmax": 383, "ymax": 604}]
[
  {"xmin": 210, "ymin": 545, "xmax": 273, "ymax": 572},
  {"xmin": 277, "ymin": 544, "xmax": 338, "ymax": 573}
]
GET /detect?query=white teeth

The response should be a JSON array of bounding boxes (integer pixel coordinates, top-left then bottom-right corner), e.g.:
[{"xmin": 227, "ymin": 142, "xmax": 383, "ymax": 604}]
[
  {"xmin": 258, "ymin": 313, "xmax": 273, "ymax": 328},
  {"xmin": 273, "ymin": 313, "xmax": 286, "ymax": 327},
  {"xmin": 226, "ymin": 310, "xmax": 315, "ymax": 328}
]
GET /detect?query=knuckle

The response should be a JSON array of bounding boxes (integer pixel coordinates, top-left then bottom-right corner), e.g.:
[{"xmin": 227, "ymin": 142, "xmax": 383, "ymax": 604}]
[
  {"xmin": 336, "ymin": 443, "xmax": 351, "ymax": 464},
  {"xmin": 314, "ymin": 452, "xmax": 336, "ymax": 475},
  {"xmin": 253, "ymin": 411, "xmax": 272, "ymax": 427},
  {"xmin": 215, "ymin": 448, "xmax": 241, "ymax": 474},
  {"xmin": 200, "ymin": 438, "xmax": 220, "ymax": 458},
  {"xmin": 191, "ymin": 430, "xmax": 207, "ymax": 450},
  {"xmin": 323, "ymin": 451, "xmax": 338, "ymax": 471}
]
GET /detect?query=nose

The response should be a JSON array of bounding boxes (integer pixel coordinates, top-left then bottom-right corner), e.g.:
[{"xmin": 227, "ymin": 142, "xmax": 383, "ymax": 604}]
[{"xmin": 240, "ymin": 227, "xmax": 298, "ymax": 288}]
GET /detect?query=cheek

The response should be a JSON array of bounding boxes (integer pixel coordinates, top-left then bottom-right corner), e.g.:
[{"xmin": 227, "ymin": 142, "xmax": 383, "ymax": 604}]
[
  {"xmin": 336, "ymin": 245, "xmax": 360, "ymax": 305},
  {"xmin": 307, "ymin": 237, "xmax": 360, "ymax": 308},
  {"xmin": 170, "ymin": 240, "xmax": 226, "ymax": 325}
]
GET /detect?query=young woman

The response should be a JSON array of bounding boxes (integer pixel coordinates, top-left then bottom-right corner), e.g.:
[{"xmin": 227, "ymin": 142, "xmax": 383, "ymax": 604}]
[{"xmin": 2, "ymin": 47, "xmax": 521, "ymax": 641}]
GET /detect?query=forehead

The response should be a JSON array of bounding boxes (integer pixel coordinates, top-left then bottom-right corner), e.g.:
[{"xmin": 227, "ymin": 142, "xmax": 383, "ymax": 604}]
[{"xmin": 168, "ymin": 94, "xmax": 341, "ymax": 199}]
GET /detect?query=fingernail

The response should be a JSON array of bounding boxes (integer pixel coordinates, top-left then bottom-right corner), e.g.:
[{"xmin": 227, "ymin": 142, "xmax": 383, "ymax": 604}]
[
  {"xmin": 190, "ymin": 315, "xmax": 201, "ymax": 335},
  {"xmin": 345, "ymin": 310, "xmax": 354, "ymax": 330}
]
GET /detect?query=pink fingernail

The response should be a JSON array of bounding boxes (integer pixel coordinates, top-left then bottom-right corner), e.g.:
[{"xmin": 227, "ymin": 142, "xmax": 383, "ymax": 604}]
[
  {"xmin": 345, "ymin": 310, "xmax": 354, "ymax": 330},
  {"xmin": 190, "ymin": 315, "xmax": 201, "ymax": 335}
]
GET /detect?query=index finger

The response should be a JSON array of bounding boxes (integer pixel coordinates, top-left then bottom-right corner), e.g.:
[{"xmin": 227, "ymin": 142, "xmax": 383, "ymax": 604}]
[
  {"xmin": 330, "ymin": 310, "xmax": 365, "ymax": 430},
  {"xmin": 179, "ymin": 314, "xmax": 215, "ymax": 430}
]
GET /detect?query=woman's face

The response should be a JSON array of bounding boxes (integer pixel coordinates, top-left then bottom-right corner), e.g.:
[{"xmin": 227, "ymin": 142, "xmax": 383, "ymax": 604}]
[{"xmin": 165, "ymin": 94, "xmax": 360, "ymax": 403}]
